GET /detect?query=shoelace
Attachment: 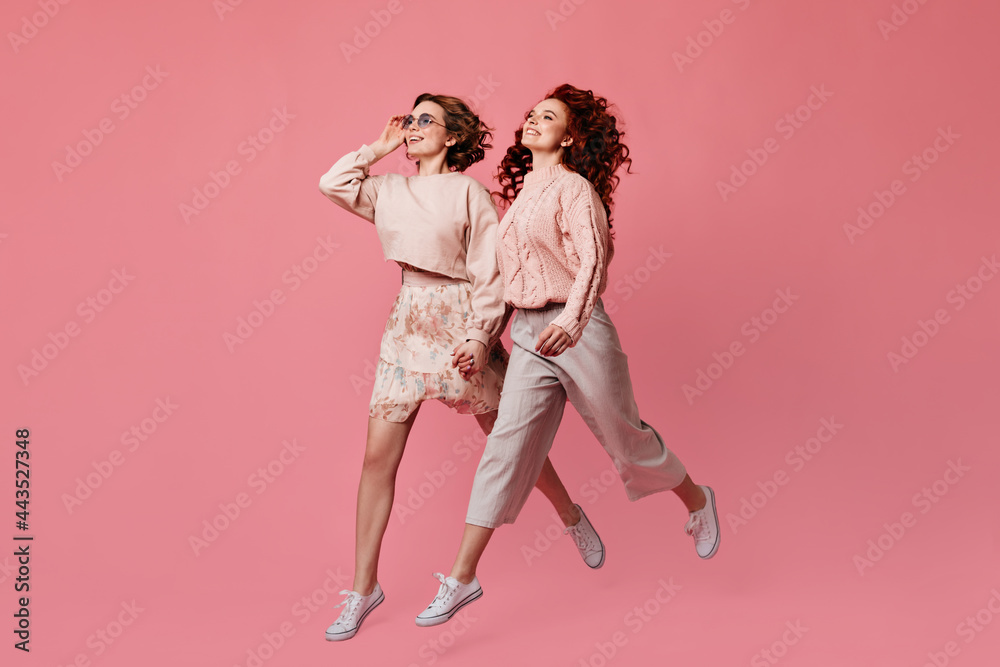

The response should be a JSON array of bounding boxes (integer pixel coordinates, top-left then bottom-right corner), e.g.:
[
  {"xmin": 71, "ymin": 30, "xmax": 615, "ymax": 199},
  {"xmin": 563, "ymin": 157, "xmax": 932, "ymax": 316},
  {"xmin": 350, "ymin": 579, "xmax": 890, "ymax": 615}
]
[
  {"xmin": 565, "ymin": 522, "xmax": 596, "ymax": 552},
  {"xmin": 332, "ymin": 590, "xmax": 363, "ymax": 625},
  {"xmin": 685, "ymin": 514, "xmax": 709, "ymax": 540},
  {"xmin": 430, "ymin": 573, "xmax": 457, "ymax": 606}
]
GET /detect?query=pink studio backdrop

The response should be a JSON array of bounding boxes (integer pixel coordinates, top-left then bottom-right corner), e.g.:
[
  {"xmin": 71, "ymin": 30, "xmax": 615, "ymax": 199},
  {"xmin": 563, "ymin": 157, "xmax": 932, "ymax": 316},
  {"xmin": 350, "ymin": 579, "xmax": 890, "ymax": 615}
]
[{"xmin": 3, "ymin": 0, "xmax": 999, "ymax": 665}]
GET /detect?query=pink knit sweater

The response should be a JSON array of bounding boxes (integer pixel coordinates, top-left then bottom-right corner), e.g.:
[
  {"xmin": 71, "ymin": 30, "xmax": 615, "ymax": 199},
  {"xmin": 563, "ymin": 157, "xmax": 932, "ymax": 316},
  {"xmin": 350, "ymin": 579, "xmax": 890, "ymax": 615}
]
[{"xmin": 497, "ymin": 163, "xmax": 615, "ymax": 343}]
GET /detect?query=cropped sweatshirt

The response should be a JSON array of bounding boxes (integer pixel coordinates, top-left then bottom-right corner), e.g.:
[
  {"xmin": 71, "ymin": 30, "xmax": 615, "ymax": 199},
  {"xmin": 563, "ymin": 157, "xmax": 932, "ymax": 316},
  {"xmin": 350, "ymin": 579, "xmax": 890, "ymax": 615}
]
[{"xmin": 319, "ymin": 144, "xmax": 506, "ymax": 347}]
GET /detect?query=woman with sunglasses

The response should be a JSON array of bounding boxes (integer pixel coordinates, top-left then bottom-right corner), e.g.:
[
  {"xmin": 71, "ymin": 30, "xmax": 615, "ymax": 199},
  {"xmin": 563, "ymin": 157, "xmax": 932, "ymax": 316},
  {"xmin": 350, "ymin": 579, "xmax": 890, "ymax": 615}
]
[
  {"xmin": 414, "ymin": 85, "xmax": 721, "ymax": 627},
  {"xmin": 318, "ymin": 94, "xmax": 605, "ymax": 641}
]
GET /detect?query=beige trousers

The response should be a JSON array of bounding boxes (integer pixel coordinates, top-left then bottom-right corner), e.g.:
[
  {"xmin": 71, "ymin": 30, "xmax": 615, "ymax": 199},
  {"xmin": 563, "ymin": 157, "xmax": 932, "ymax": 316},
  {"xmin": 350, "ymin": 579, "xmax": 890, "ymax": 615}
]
[{"xmin": 466, "ymin": 299, "xmax": 688, "ymax": 528}]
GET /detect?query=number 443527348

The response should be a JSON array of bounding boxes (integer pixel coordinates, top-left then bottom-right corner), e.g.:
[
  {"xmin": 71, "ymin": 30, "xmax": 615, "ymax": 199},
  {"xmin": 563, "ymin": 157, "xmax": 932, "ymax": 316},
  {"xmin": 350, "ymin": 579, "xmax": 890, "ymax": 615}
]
[{"xmin": 15, "ymin": 428, "xmax": 30, "ymax": 530}]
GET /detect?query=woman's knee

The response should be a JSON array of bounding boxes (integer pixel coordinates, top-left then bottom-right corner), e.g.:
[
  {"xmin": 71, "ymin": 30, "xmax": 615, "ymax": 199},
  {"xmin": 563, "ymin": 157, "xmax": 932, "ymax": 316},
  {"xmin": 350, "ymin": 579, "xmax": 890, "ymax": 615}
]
[{"xmin": 361, "ymin": 440, "xmax": 403, "ymax": 478}]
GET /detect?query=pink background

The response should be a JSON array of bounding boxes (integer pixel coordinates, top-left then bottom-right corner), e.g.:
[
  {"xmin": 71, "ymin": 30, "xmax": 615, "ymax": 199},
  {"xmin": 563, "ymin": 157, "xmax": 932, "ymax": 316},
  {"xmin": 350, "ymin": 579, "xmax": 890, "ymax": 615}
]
[{"xmin": 3, "ymin": 0, "xmax": 999, "ymax": 665}]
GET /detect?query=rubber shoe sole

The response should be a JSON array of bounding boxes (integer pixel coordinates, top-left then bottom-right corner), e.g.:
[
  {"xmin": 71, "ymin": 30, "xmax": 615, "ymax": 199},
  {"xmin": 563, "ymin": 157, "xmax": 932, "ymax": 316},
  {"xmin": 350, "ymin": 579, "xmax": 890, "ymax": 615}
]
[
  {"xmin": 697, "ymin": 486, "xmax": 721, "ymax": 559},
  {"xmin": 415, "ymin": 588, "xmax": 482, "ymax": 627},
  {"xmin": 325, "ymin": 589, "xmax": 385, "ymax": 641}
]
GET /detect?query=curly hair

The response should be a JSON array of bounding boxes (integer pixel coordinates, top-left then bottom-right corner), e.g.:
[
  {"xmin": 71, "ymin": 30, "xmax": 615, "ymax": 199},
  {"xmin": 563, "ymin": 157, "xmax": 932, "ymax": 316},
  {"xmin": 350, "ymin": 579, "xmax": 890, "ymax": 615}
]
[
  {"xmin": 494, "ymin": 84, "xmax": 632, "ymax": 227},
  {"xmin": 412, "ymin": 93, "xmax": 492, "ymax": 172}
]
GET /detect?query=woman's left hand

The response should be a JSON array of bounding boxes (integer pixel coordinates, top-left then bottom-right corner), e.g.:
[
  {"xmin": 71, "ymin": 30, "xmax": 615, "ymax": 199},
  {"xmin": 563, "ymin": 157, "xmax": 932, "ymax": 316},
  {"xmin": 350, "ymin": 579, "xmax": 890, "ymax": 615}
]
[{"xmin": 452, "ymin": 340, "xmax": 488, "ymax": 379}]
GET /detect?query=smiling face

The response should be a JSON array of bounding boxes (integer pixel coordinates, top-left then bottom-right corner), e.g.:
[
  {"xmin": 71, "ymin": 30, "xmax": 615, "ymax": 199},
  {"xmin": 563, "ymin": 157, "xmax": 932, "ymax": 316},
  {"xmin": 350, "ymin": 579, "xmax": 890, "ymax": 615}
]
[
  {"xmin": 521, "ymin": 98, "xmax": 573, "ymax": 154},
  {"xmin": 404, "ymin": 100, "xmax": 455, "ymax": 160}
]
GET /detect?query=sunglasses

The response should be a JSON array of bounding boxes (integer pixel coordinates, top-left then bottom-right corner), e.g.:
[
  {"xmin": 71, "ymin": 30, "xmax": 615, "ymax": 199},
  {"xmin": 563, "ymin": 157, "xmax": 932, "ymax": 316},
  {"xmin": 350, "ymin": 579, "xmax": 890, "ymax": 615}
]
[{"xmin": 402, "ymin": 113, "xmax": 447, "ymax": 130}]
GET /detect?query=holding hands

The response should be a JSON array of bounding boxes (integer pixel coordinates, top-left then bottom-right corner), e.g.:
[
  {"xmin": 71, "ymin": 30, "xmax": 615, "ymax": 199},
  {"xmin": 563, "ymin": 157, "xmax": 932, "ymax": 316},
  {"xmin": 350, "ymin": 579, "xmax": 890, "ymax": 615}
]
[{"xmin": 452, "ymin": 340, "xmax": 488, "ymax": 380}]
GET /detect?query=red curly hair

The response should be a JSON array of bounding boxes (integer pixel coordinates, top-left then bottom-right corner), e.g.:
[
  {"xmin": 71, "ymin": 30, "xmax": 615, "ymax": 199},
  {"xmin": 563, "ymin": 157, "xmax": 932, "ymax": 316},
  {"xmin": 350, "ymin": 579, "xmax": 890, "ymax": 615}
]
[{"xmin": 494, "ymin": 84, "xmax": 632, "ymax": 227}]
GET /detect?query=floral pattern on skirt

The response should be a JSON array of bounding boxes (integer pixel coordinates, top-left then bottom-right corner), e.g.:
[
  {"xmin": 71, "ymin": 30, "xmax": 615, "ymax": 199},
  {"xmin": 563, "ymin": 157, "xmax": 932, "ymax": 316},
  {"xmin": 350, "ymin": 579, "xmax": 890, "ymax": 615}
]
[{"xmin": 369, "ymin": 281, "xmax": 509, "ymax": 423}]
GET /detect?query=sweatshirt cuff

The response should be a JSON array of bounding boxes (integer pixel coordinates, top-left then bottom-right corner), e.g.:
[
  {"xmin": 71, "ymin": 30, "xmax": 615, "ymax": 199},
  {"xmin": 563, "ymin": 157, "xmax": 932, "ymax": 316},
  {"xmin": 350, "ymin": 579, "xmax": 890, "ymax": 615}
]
[
  {"xmin": 357, "ymin": 143, "xmax": 377, "ymax": 165},
  {"xmin": 464, "ymin": 329, "xmax": 491, "ymax": 348},
  {"xmin": 549, "ymin": 312, "xmax": 582, "ymax": 344}
]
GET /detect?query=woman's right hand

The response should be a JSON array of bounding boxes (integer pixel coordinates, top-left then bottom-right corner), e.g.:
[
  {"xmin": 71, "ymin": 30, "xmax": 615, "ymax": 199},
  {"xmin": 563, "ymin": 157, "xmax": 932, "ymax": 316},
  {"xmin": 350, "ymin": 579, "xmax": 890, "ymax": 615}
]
[
  {"xmin": 536, "ymin": 324, "xmax": 573, "ymax": 357},
  {"xmin": 369, "ymin": 115, "xmax": 407, "ymax": 159}
]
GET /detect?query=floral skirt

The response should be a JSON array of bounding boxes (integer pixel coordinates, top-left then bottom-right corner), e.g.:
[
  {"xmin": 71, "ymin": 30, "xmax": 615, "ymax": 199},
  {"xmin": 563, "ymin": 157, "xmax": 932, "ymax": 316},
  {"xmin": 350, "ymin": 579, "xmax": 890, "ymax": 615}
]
[{"xmin": 369, "ymin": 272, "xmax": 509, "ymax": 423}]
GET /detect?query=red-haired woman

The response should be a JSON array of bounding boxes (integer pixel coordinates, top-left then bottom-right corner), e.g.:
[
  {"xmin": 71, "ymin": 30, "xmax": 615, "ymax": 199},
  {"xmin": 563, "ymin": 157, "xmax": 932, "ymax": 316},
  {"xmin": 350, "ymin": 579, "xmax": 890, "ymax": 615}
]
[
  {"xmin": 415, "ymin": 85, "xmax": 720, "ymax": 627},
  {"xmin": 318, "ymin": 93, "xmax": 604, "ymax": 641}
]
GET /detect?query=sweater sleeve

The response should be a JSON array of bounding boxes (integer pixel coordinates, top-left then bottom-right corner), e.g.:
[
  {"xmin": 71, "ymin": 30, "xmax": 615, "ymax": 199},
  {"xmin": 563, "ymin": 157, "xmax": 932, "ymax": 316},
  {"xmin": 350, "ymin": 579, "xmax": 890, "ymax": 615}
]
[
  {"xmin": 318, "ymin": 144, "xmax": 383, "ymax": 223},
  {"xmin": 463, "ymin": 186, "xmax": 507, "ymax": 348},
  {"xmin": 549, "ymin": 185, "xmax": 610, "ymax": 344}
]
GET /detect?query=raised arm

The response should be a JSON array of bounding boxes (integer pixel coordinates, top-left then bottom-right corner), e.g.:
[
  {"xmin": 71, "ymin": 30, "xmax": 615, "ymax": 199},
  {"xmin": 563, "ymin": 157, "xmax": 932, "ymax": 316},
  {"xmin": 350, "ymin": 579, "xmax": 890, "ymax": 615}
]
[{"xmin": 318, "ymin": 115, "xmax": 407, "ymax": 222}]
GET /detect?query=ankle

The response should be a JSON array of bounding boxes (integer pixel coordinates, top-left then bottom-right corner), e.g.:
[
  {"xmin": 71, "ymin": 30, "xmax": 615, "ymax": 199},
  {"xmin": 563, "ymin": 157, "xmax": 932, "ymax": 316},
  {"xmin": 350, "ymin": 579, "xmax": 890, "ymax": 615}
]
[
  {"xmin": 448, "ymin": 570, "xmax": 475, "ymax": 585},
  {"xmin": 352, "ymin": 578, "xmax": 377, "ymax": 596},
  {"xmin": 563, "ymin": 504, "xmax": 582, "ymax": 527},
  {"xmin": 683, "ymin": 486, "xmax": 707, "ymax": 513}
]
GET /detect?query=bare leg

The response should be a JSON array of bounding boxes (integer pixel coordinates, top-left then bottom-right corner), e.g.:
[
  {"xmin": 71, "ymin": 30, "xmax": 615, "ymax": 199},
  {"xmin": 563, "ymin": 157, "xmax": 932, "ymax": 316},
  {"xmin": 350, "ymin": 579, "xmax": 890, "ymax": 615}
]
[
  {"xmin": 353, "ymin": 408, "xmax": 420, "ymax": 595},
  {"xmin": 448, "ymin": 470, "xmax": 707, "ymax": 586},
  {"xmin": 474, "ymin": 410, "xmax": 580, "ymax": 527},
  {"xmin": 449, "ymin": 412, "xmax": 581, "ymax": 584},
  {"xmin": 533, "ymin": 457, "xmax": 581, "ymax": 526},
  {"xmin": 671, "ymin": 474, "xmax": 707, "ymax": 512},
  {"xmin": 448, "ymin": 523, "xmax": 494, "ymax": 584}
]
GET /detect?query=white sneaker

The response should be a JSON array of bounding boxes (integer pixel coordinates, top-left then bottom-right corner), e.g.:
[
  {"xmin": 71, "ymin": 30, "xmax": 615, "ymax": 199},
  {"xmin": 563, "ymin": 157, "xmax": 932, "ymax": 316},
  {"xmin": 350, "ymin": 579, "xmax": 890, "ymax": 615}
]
[
  {"xmin": 325, "ymin": 583, "xmax": 384, "ymax": 641},
  {"xmin": 415, "ymin": 573, "xmax": 482, "ymax": 627},
  {"xmin": 564, "ymin": 504, "xmax": 605, "ymax": 568},
  {"xmin": 684, "ymin": 485, "xmax": 720, "ymax": 559}
]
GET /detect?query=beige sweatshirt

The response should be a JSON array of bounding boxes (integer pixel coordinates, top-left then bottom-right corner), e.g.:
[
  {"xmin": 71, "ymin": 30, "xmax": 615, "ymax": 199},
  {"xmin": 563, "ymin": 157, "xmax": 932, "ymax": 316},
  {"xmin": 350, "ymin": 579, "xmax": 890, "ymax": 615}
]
[
  {"xmin": 497, "ymin": 163, "xmax": 616, "ymax": 344},
  {"xmin": 319, "ymin": 144, "xmax": 506, "ymax": 347}
]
